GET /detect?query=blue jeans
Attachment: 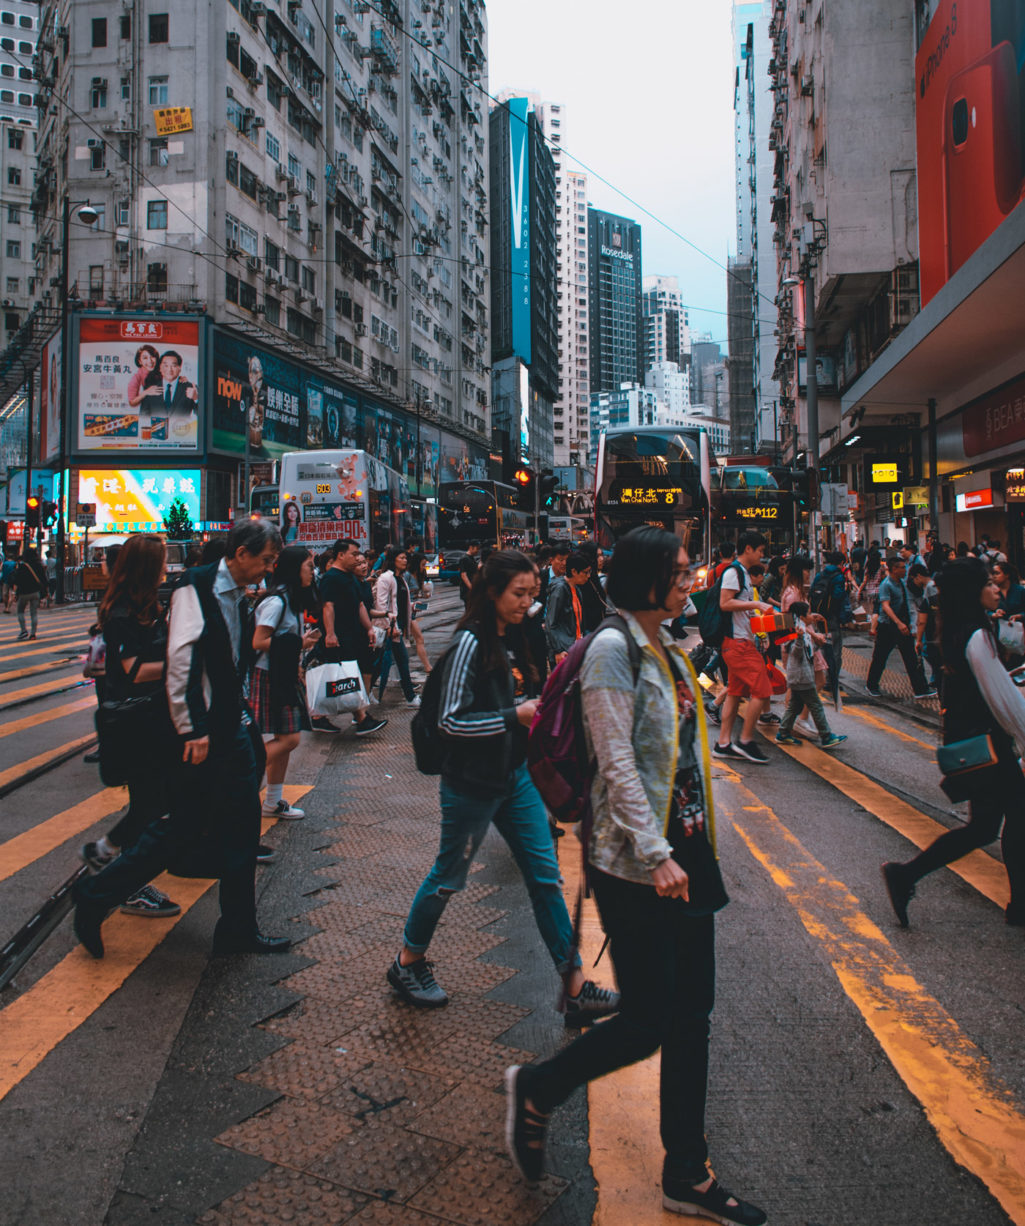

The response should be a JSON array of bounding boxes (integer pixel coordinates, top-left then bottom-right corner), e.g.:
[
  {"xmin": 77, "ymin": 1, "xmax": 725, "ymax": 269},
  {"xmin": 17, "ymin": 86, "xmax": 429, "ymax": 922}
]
[
  {"xmin": 377, "ymin": 633, "xmax": 415, "ymax": 701},
  {"xmin": 403, "ymin": 763, "xmax": 579, "ymax": 974}
]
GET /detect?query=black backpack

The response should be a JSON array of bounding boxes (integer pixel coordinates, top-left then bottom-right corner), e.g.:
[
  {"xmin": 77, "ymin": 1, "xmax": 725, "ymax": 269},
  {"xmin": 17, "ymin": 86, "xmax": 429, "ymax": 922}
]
[
  {"xmin": 697, "ymin": 562, "xmax": 744, "ymax": 649},
  {"xmin": 410, "ymin": 636, "xmax": 465, "ymax": 774}
]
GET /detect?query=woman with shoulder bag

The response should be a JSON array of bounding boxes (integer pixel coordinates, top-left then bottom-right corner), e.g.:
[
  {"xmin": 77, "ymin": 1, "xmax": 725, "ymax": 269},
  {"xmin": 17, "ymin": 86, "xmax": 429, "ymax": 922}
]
[
  {"xmin": 80, "ymin": 534, "xmax": 181, "ymax": 918},
  {"xmin": 882, "ymin": 557, "xmax": 1025, "ymax": 929},
  {"xmin": 373, "ymin": 547, "xmax": 420, "ymax": 706},
  {"xmin": 503, "ymin": 527, "xmax": 766, "ymax": 1226},
  {"xmin": 250, "ymin": 545, "xmax": 321, "ymax": 819}
]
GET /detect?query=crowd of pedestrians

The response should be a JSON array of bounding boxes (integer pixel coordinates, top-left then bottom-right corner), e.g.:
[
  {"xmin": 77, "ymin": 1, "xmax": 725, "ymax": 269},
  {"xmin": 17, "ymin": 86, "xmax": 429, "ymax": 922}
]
[{"xmin": 48, "ymin": 516, "xmax": 1025, "ymax": 1224}]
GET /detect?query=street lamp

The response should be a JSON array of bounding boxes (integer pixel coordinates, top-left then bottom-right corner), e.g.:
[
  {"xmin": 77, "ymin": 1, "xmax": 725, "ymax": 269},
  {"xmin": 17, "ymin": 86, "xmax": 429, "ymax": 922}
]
[
  {"xmin": 56, "ymin": 198, "xmax": 99, "ymax": 602},
  {"xmin": 782, "ymin": 271, "xmax": 820, "ymax": 569}
]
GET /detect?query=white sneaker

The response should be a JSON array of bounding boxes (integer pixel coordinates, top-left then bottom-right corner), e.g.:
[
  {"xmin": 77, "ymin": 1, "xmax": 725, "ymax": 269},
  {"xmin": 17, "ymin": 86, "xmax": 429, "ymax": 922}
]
[
  {"xmin": 407, "ymin": 695, "xmax": 422, "ymax": 707},
  {"xmin": 262, "ymin": 799, "xmax": 305, "ymax": 819},
  {"xmin": 794, "ymin": 717, "xmax": 818, "ymax": 739}
]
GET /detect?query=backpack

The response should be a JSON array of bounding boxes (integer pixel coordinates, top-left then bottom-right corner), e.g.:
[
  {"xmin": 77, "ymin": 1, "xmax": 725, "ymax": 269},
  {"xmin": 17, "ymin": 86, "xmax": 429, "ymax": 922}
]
[
  {"xmin": 526, "ymin": 614, "xmax": 641, "ymax": 825},
  {"xmin": 409, "ymin": 637, "xmax": 464, "ymax": 774},
  {"xmin": 809, "ymin": 567, "xmax": 848, "ymax": 621},
  {"xmin": 696, "ymin": 562, "xmax": 745, "ymax": 649}
]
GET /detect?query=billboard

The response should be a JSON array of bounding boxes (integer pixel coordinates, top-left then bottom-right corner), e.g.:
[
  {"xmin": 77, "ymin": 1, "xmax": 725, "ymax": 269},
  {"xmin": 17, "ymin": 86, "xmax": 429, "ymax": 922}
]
[
  {"xmin": 508, "ymin": 97, "xmax": 532, "ymax": 365},
  {"xmin": 77, "ymin": 469, "xmax": 201, "ymax": 530},
  {"xmin": 76, "ymin": 318, "xmax": 201, "ymax": 452},
  {"xmin": 39, "ymin": 330, "xmax": 62, "ymax": 464},
  {"xmin": 916, "ymin": 0, "xmax": 1025, "ymax": 304}
]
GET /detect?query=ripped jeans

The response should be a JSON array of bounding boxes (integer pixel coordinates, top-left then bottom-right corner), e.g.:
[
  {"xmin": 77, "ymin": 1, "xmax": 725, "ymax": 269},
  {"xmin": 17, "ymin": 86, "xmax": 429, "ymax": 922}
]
[{"xmin": 402, "ymin": 763, "xmax": 579, "ymax": 974}]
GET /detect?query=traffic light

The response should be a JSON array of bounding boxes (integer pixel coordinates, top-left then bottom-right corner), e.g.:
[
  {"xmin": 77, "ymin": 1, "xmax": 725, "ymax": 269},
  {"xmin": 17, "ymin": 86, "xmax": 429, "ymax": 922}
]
[
  {"xmin": 539, "ymin": 470, "xmax": 558, "ymax": 509},
  {"xmin": 512, "ymin": 466, "xmax": 535, "ymax": 504},
  {"xmin": 25, "ymin": 495, "xmax": 40, "ymax": 529},
  {"xmin": 42, "ymin": 500, "xmax": 58, "ymax": 527}
]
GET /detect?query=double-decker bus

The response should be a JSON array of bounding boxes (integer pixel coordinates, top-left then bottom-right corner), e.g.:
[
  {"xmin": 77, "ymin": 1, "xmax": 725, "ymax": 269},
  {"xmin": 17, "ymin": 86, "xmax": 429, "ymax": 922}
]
[
  {"xmin": 547, "ymin": 514, "xmax": 591, "ymax": 544},
  {"xmin": 277, "ymin": 449, "xmax": 410, "ymax": 553},
  {"xmin": 437, "ymin": 480, "xmax": 531, "ymax": 554},
  {"xmin": 249, "ymin": 484, "xmax": 279, "ymax": 521},
  {"xmin": 593, "ymin": 426, "xmax": 717, "ymax": 568},
  {"xmin": 711, "ymin": 463, "xmax": 792, "ymax": 554}
]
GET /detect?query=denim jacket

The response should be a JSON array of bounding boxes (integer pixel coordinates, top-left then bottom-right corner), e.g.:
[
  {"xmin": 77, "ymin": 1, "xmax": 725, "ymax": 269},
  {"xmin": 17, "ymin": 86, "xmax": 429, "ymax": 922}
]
[{"xmin": 580, "ymin": 610, "xmax": 717, "ymax": 885}]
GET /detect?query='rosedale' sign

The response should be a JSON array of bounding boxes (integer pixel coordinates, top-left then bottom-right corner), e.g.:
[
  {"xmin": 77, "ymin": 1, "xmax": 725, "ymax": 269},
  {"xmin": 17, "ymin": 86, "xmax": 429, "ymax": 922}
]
[{"xmin": 601, "ymin": 245, "xmax": 634, "ymax": 261}]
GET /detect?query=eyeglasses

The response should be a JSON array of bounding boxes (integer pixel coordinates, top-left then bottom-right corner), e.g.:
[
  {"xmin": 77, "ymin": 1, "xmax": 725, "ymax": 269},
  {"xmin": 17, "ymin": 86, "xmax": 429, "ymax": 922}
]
[{"xmin": 672, "ymin": 567, "xmax": 694, "ymax": 589}]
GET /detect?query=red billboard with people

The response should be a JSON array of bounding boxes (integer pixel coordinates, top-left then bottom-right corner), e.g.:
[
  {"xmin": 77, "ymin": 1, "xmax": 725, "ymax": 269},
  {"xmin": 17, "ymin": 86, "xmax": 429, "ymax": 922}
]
[{"xmin": 916, "ymin": 0, "xmax": 1025, "ymax": 304}]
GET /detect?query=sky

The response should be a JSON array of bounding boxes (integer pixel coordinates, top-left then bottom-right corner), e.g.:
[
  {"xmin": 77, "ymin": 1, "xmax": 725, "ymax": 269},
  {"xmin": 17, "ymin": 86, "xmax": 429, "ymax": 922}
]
[{"xmin": 485, "ymin": 0, "xmax": 738, "ymax": 351}]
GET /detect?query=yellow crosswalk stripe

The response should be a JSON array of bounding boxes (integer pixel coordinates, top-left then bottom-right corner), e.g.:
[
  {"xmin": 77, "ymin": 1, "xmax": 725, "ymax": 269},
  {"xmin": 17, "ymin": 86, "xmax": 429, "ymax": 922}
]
[
  {"xmin": 0, "ymin": 676, "xmax": 91, "ymax": 709},
  {"xmin": 0, "ymin": 659, "xmax": 83, "ymax": 685},
  {"xmin": 0, "ymin": 695, "xmax": 97, "ymax": 741},
  {"xmin": 0, "ymin": 734, "xmax": 97, "ymax": 794},
  {"xmin": 0, "ymin": 788, "xmax": 126, "ymax": 884},
  {"xmin": 0, "ymin": 638, "xmax": 87, "ymax": 665},
  {"xmin": 0, "ymin": 786, "xmax": 310, "ymax": 1104}
]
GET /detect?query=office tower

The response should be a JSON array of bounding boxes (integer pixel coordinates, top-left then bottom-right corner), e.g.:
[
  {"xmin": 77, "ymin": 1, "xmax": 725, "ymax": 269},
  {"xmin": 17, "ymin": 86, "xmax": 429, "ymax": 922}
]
[{"xmin": 587, "ymin": 207, "xmax": 642, "ymax": 395}]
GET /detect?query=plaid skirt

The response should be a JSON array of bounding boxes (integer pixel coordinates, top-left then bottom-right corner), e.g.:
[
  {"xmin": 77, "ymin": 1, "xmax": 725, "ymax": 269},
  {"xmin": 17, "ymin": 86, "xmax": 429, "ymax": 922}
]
[{"xmin": 249, "ymin": 665, "xmax": 311, "ymax": 736}]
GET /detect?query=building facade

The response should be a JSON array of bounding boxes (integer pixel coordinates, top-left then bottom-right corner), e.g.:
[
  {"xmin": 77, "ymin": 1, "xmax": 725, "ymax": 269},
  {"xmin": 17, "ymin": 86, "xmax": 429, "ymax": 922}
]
[
  {"xmin": 644, "ymin": 359, "xmax": 690, "ymax": 416},
  {"xmin": 642, "ymin": 274, "xmax": 690, "ymax": 374},
  {"xmin": 0, "ymin": 0, "xmax": 38, "ymax": 355},
  {"xmin": 13, "ymin": 0, "xmax": 492, "ymax": 538},
  {"xmin": 489, "ymin": 94, "xmax": 557, "ymax": 472},
  {"xmin": 587, "ymin": 207, "xmax": 643, "ymax": 395},
  {"xmin": 726, "ymin": 256, "xmax": 756, "ymax": 452},
  {"xmin": 589, "ymin": 381, "xmax": 657, "ymax": 455}
]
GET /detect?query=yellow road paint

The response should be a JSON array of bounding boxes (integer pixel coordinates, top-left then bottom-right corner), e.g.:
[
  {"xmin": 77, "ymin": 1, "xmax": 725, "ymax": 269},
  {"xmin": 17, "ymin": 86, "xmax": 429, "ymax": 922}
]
[
  {"xmin": 843, "ymin": 703, "xmax": 936, "ymax": 752},
  {"xmin": 767, "ymin": 734, "xmax": 1010, "ymax": 910},
  {"xmin": 0, "ymin": 786, "xmax": 310, "ymax": 1104},
  {"xmin": 0, "ymin": 675, "xmax": 90, "ymax": 708},
  {"xmin": 0, "ymin": 734, "xmax": 97, "ymax": 792},
  {"xmin": 728, "ymin": 792, "xmax": 1025, "ymax": 1225},
  {"xmin": 0, "ymin": 788, "xmax": 127, "ymax": 883},
  {"xmin": 0, "ymin": 626, "xmax": 88, "ymax": 651},
  {"xmin": 0, "ymin": 694, "xmax": 97, "ymax": 740},
  {"xmin": 0, "ymin": 637, "xmax": 87, "ymax": 664},
  {"xmin": 0, "ymin": 659, "xmax": 82, "ymax": 685}
]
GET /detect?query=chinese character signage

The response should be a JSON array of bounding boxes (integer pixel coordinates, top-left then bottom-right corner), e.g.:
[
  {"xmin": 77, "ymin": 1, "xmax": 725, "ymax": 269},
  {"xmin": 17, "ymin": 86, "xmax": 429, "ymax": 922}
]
[
  {"xmin": 77, "ymin": 469, "xmax": 201, "ymax": 529},
  {"xmin": 617, "ymin": 486, "xmax": 684, "ymax": 506},
  {"xmin": 153, "ymin": 106, "xmax": 193, "ymax": 135},
  {"xmin": 76, "ymin": 318, "xmax": 201, "ymax": 452}
]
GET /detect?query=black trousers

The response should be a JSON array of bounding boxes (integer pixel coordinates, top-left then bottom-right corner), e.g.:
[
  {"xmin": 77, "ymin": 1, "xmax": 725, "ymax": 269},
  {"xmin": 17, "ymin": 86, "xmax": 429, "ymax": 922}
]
[
  {"xmin": 867, "ymin": 623, "xmax": 927, "ymax": 694},
  {"xmin": 77, "ymin": 724, "xmax": 263, "ymax": 936},
  {"xmin": 905, "ymin": 761, "xmax": 1025, "ymax": 912},
  {"xmin": 525, "ymin": 869, "xmax": 716, "ymax": 1182}
]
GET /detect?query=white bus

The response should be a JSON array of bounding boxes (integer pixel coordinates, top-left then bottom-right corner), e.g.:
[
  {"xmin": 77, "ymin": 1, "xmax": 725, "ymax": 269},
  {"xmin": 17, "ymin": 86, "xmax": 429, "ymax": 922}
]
[{"xmin": 278, "ymin": 449, "xmax": 410, "ymax": 553}]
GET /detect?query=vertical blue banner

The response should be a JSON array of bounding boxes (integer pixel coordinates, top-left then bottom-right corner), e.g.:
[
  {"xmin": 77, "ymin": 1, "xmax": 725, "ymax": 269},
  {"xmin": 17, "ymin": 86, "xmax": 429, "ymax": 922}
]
[{"xmin": 508, "ymin": 97, "xmax": 532, "ymax": 366}]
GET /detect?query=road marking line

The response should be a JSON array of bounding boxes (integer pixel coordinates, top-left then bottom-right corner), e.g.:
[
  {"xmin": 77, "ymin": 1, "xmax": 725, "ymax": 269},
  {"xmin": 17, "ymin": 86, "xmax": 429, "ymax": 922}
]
[
  {"xmin": 0, "ymin": 789, "xmax": 127, "ymax": 883},
  {"xmin": 0, "ymin": 639, "xmax": 86, "ymax": 664},
  {"xmin": 842, "ymin": 703, "xmax": 936, "ymax": 752},
  {"xmin": 0, "ymin": 626, "xmax": 88, "ymax": 650},
  {"xmin": 728, "ymin": 792, "xmax": 1025, "ymax": 1225},
  {"xmin": 0, "ymin": 786, "xmax": 310, "ymax": 1104},
  {"xmin": 0, "ymin": 676, "xmax": 91, "ymax": 709},
  {"xmin": 0, "ymin": 735, "xmax": 97, "ymax": 794},
  {"xmin": 767, "ymin": 734, "xmax": 1010, "ymax": 910},
  {"xmin": 0, "ymin": 659, "xmax": 82, "ymax": 685},
  {"xmin": 0, "ymin": 694, "xmax": 97, "ymax": 740}
]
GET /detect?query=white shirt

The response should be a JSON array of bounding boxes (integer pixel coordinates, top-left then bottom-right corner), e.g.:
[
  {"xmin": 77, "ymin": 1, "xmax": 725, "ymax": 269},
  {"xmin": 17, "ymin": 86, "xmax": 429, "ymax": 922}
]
[
  {"xmin": 966, "ymin": 629, "xmax": 1025, "ymax": 751},
  {"xmin": 253, "ymin": 593, "xmax": 300, "ymax": 671},
  {"xmin": 721, "ymin": 563, "xmax": 753, "ymax": 642}
]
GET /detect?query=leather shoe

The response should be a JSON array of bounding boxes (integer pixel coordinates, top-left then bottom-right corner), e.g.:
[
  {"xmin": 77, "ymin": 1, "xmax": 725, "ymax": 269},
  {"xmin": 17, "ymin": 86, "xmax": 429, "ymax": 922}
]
[
  {"xmin": 73, "ymin": 899, "xmax": 107, "ymax": 958},
  {"xmin": 211, "ymin": 928, "xmax": 292, "ymax": 957},
  {"xmin": 881, "ymin": 861, "xmax": 914, "ymax": 929},
  {"xmin": 82, "ymin": 750, "xmax": 101, "ymax": 764}
]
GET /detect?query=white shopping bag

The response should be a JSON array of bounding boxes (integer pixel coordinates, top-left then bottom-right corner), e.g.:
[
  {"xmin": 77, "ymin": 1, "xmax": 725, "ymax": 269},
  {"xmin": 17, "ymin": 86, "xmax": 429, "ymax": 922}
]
[{"xmin": 306, "ymin": 661, "xmax": 368, "ymax": 716}]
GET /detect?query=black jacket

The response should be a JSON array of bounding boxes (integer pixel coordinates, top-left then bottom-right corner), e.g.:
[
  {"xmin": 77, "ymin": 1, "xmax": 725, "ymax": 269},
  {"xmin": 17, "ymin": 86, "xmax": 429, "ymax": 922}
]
[{"xmin": 941, "ymin": 630, "xmax": 1015, "ymax": 766}]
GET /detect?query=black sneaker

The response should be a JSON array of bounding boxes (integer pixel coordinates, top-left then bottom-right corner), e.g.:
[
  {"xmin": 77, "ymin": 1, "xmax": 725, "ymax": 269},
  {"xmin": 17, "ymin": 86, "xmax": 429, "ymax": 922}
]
[
  {"xmin": 881, "ymin": 861, "xmax": 914, "ymax": 928},
  {"xmin": 80, "ymin": 841, "xmax": 117, "ymax": 873},
  {"xmin": 355, "ymin": 715, "xmax": 387, "ymax": 736},
  {"xmin": 256, "ymin": 843, "xmax": 277, "ymax": 864},
  {"xmin": 704, "ymin": 702, "xmax": 721, "ymax": 726},
  {"xmin": 387, "ymin": 956, "xmax": 449, "ymax": 1007},
  {"xmin": 865, "ymin": 685, "xmax": 882, "ymax": 697},
  {"xmin": 733, "ymin": 740, "xmax": 770, "ymax": 765},
  {"xmin": 757, "ymin": 711, "xmax": 781, "ymax": 726},
  {"xmin": 564, "ymin": 979, "xmax": 621, "ymax": 1028},
  {"xmin": 504, "ymin": 1065, "xmax": 548, "ymax": 1186},
  {"xmin": 662, "ymin": 1175, "xmax": 767, "ymax": 1224},
  {"xmin": 712, "ymin": 742, "xmax": 742, "ymax": 761},
  {"xmin": 311, "ymin": 716, "xmax": 341, "ymax": 733},
  {"xmin": 914, "ymin": 688, "xmax": 938, "ymax": 699},
  {"xmin": 119, "ymin": 884, "xmax": 181, "ymax": 917}
]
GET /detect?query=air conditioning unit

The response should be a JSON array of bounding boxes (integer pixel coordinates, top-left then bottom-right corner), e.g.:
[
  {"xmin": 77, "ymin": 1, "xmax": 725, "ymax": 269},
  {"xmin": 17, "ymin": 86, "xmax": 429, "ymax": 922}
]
[
  {"xmin": 355, "ymin": 322, "xmax": 367, "ymax": 336},
  {"xmin": 311, "ymin": 297, "xmax": 324, "ymax": 315},
  {"xmin": 254, "ymin": 304, "xmax": 266, "ymax": 314},
  {"xmin": 287, "ymin": 174, "xmax": 301, "ymax": 195},
  {"xmin": 250, "ymin": 72, "xmax": 263, "ymax": 87},
  {"xmin": 246, "ymin": 256, "xmax": 261, "ymax": 272},
  {"xmin": 243, "ymin": 106, "xmax": 255, "ymax": 118},
  {"xmin": 275, "ymin": 190, "xmax": 287, "ymax": 202},
  {"xmin": 275, "ymin": 164, "xmax": 288, "ymax": 181},
  {"xmin": 251, "ymin": 1, "xmax": 267, "ymax": 14},
  {"xmin": 228, "ymin": 31, "xmax": 241, "ymax": 44},
  {"xmin": 251, "ymin": 116, "xmax": 265, "ymax": 128},
  {"xmin": 306, "ymin": 188, "xmax": 318, "ymax": 205}
]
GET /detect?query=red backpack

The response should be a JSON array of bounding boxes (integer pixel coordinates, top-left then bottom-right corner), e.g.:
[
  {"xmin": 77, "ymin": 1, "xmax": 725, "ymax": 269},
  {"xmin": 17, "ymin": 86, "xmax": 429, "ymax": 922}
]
[{"xmin": 527, "ymin": 614, "xmax": 641, "ymax": 826}]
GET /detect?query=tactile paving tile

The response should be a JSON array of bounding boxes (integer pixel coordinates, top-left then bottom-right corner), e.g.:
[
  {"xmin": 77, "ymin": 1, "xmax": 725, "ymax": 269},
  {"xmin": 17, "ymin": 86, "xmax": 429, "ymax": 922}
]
[
  {"xmin": 409, "ymin": 1147, "xmax": 568, "ymax": 1226},
  {"xmin": 402, "ymin": 1034, "xmax": 537, "ymax": 1092},
  {"xmin": 263, "ymin": 997, "xmax": 363, "ymax": 1046},
  {"xmin": 296, "ymin": 918, "xmax": 399, "ymax": 962},
  {"xmin": 406, "ymin": 1084, "xmax": 505, "ymax": 1151},
  {"xmin": 215, "ymin": 1097, "xmax": 365, "ymax": 1169},
  {"xmin": 327, "ymin": 831, "xmax": 413, "ymax": 860},
  {"xmin": 308, "ymin": 1121, "xmax": 461, "ymax": 1203},
  {"xmin": 320, "ymin": 1063, "xmax": 459, "ymax": 1128},
  {"xmin": 196, "ymin": 1165, "xmax": 370, "ymax": 1226},
  {"xmin": 237, "ymin": 1040, "xmax": 372, "ymax": 1100},
  {"xmin": 347, "ymin": 1201, "xmax": 457, "ymax": 1226},
  {"xmin": 417, "ymin": 958, "xmax": 517, "ymax": 997},
  {"xmin": 301, "ymin": 900, "xmax": 384, "ymax": 932},
  {"xmin": 332, "ymin": 1008, "xmax": 457, "ymax": 1065},
  {"xmin": 432, "ymin": 903, "xmax": 508, "ymax": 932},
  {"xmin": 430, "ymin": 997, "xmax": 530, "ymax": 1043}
]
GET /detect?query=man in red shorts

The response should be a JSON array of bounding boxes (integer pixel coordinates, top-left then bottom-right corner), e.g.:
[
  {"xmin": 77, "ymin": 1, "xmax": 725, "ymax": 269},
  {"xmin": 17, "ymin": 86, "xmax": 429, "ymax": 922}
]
[{"xmin": 712, "ymin": 531, "xmax": 774, "ymax": 765}]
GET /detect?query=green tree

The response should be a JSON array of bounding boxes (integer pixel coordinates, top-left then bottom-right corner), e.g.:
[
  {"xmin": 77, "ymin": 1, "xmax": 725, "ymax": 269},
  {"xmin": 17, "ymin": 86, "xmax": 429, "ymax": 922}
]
[{"xmin": 163, "ymin": 496, "xmax": 194, "ymax": 540}]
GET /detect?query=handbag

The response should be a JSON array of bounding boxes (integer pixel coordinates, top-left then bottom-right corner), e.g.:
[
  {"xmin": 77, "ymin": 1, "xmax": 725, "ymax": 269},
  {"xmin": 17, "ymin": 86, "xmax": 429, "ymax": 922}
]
[
  {"xmin": 95, "ymin": 657, "xmax": 167, "ymax": 788},
  {"xmin": 937, "ymin": 734, "xmax": 1000, "ymax": 802},
  {"xmin": 306, "ymin": 660, "xmax": 368, "ymax": 716}
]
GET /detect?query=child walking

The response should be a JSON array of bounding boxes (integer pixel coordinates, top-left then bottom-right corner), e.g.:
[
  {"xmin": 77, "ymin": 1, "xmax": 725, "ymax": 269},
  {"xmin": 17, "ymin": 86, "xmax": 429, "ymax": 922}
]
[{"xmin": 775, "ymin": 601, "xmax": 847, "ymax": 750}]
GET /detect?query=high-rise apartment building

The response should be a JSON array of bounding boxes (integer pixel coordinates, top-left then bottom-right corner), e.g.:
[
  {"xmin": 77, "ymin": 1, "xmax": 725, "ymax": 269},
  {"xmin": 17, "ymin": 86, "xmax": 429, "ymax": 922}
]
[
  {"xmin": 489, "ymin": 95, "xmax": 557, "ymax": 471},
  {"xmin": 0, "ymin": 0, "xmax": 38, "ymax": 355},
  {"xmin": 644, "ymin": 360, "xmax": 690, "ymax": 416},
  {"xmin": 588, "ymin": 207, "xmax": 642, "ymax": 396},
  {"xmin": 642, "ymin": 274, "xmax": 689, "ymax": 373},
  {"xmin": 14, "ymin": 0, "xmax": 492, "ymax": 527}
]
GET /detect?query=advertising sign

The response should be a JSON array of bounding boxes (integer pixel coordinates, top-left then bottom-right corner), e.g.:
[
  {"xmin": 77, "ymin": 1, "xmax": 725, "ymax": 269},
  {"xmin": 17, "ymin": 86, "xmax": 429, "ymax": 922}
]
[
  {"xmin": 76, "ymin": 318, "xmax": 201, "ymax": 452},
  {"xmin": 213, "ymin": 331, "xmax": 303, "ymax": 460},
  {"xmin": 77, "ymin": 469, "xmax": 201, "ymax": 529},
  {"xmin": 153, "ymin": 106, "xmax": 193, "ymax": 135},
  {"xmin": 961, "ymin": 369, "xmax": 1025, "ymax": 457},
  {"xmin": 955, "ymin": 488, "xmax": 995, "ymax": 511},
  {"xmin": 915, "ymin": 0, "xmax": 1025, "ymax": 303},
  {"xmin": 507, "ymin": 97, "xmax": 532, "ymax": 366},
  {"xmin": 39, "ymin": 329, "xmax": 62, "ymax": 464},
  {"xmin": 871, "ymin": 462, "xmax": 899, "ymax": 484},
  {"xmin": 1006, "ymin": 467, "xmax": 1025, "ymax": 500}
]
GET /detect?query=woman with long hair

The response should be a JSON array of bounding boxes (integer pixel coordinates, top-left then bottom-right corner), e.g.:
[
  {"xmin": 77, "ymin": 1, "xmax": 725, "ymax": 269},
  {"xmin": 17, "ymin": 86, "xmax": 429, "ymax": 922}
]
[
  {"xmin": 882, "ymin": 557, "xmax": 1025, "ymax": 928},
  {"xmin": 503, "ymin": 527, "xmax": 766, "ymax": 1224},
  {"xmin": 386, "ymin": 549, "xmax": 619, "ymax": 1025},
  {"xmin": 780, "ymin": 555, "xmax": 826, "ymax": 736},
  {"xmin": 857, "ymin": 547, "xmax": 884, "ymax": 615},
  {"xmin": 373, "ymin": 547, "xmax": 420, "ymax": 705},
  {"xmin": 250, "ymin": 545, "xmax": 320, "ymax": 819},
  {"xmin": 80, "ymin": 534, "xmax": 181, "ymax": 918}
]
